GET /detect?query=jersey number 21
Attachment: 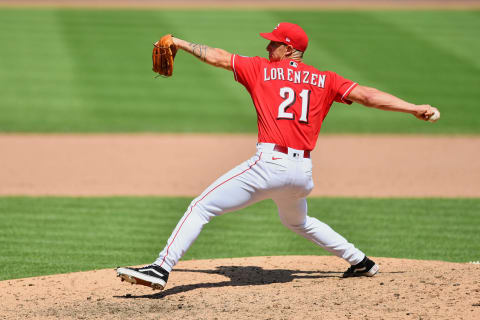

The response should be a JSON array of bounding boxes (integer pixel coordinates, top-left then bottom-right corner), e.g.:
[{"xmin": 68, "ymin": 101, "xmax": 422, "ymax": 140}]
[{"xmin": 277, "ymin": 87, "xmax": 311, "ymax": 124}]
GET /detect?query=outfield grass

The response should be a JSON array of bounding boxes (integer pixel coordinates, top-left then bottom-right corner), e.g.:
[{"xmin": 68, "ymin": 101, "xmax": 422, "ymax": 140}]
[
  {"xmin": 0, "ymin": 9, "xmax": 478, "ymax": 133},
  {"xmin": 0, "ymin": 196, "xmax": 478, "ymax": 280}
]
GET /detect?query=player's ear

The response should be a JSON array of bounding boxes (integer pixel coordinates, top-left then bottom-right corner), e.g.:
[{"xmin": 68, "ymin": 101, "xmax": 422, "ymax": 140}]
[{"xmin": 285, "ymin": 44, "xmax": 295, "ymax": 56}]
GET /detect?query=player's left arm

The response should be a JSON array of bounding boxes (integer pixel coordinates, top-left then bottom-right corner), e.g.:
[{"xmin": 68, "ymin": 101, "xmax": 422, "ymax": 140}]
[
  {"xmin": 172, "ymin": 37, "xmax": 233, "ymax": 71},
  {"xmin": 347, "ymin": 85, "xmax": 439, "ymax": 122}
]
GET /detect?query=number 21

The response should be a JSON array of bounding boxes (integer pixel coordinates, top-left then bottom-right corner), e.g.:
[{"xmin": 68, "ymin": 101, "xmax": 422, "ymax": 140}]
[{"xmin": 277, "ymin": 87, "xmax": 311, "ymax": 123}]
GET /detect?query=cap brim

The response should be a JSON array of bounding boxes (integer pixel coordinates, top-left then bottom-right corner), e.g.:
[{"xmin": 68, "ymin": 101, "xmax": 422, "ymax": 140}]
[{"xmin": 260, "ymin": 32, "xmax": 282, "ymax": 43}]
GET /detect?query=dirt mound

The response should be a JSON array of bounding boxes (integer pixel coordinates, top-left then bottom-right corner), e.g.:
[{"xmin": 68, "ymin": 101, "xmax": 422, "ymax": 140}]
[{"xmin": 1, "ymin": 256, "xmax": 479, "ymax": 320}]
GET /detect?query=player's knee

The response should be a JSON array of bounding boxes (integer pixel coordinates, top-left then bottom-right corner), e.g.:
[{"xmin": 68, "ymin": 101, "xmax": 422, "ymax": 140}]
[
  {"xmin": 279, "ymin": 217, "xmax": 307, "ymax": 231},
  {"xmin": 189, "ymin": 200, "xmax": 219, "ymax": 221}
]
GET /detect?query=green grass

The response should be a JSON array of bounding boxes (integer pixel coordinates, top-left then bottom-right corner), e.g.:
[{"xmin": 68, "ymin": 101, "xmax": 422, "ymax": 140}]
[
  {"xmin": 0, "ymin": 196, "xmax": 478, "ymax": 280},
  {"xmin": 0, "ymin": 8, "xmax": 479, "ymax": 133}
]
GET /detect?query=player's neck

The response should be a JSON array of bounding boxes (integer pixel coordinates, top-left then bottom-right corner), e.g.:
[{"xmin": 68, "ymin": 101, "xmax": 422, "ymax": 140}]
[
  {"xmin": 283, "ymin": 52, "xmax": 303, "ymax": 63},
  {"xmin": 280, "ymin": 57, "xmax": 303, "ymax": 63}
]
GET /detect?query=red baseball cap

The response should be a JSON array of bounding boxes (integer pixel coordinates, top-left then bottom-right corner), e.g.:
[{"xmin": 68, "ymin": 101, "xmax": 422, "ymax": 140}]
[{"xmin": 260, "ymin": 22, "xmax": 309, "ymax": 52}]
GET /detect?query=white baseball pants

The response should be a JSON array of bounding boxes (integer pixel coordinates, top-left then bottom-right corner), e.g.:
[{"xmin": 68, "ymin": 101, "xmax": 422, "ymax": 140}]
[{"xmin": 154, "ymin": 143, "xmax": 365, "ymax": 272}]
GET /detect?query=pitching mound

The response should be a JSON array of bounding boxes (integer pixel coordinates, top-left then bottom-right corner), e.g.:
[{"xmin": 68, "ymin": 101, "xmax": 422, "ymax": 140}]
[{"xmin": 1, "ymin": 256, "xmax": 479, "ymax": 320}]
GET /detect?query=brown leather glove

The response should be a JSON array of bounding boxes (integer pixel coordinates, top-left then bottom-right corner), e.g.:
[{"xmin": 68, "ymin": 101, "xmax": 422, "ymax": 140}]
[{"xmin": 152, "ymin": 34, "xmax": 177, "ymax": 77}]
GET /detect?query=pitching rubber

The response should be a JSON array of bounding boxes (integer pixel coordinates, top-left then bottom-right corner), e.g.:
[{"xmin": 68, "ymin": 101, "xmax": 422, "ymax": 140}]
[{"xmin": 116, "ymin": 267, "xmax": 166, "ymax": 290}]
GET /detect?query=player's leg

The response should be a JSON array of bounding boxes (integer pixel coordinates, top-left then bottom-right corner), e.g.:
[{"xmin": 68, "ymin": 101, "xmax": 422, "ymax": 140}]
[
  {"xmin": 117, "ymin": 152, "xmax": 269, "ymax": 289},
  {"xmin": 273, "ymin": 196, "xmax": 366, "ymax": 265},
  {"xmin": 153, "ymin": 152, "xmax": 269, "ymax": 272}
]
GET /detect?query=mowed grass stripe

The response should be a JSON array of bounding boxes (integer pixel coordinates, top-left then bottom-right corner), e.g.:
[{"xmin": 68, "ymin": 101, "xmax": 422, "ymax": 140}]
[
  {"xmin": 0, "ymin": 9, "xmax": 479, "ymax": 133},
  {"xmin": 0, "ymin": 196, "xmax": 479, "ymax": 280},
  {"xmin": 373, "ymin": 10, "xmax": 480, "ymax": 71}
]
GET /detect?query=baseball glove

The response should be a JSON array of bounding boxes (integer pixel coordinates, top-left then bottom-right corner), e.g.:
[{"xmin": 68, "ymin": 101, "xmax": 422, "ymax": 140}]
[{"xmin": 152, "ymin": 34, "xmax": 177, "ymax": 77}]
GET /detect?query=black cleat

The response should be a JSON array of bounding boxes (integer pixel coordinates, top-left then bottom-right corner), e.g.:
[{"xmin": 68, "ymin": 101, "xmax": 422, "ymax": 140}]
[
  {"xmin": 342, "ymin": 256, "xmax": 379, "ymax": 278},
  {"xmin": 116, "ymin": 264, "xmax": 169, "ymax": 290}
]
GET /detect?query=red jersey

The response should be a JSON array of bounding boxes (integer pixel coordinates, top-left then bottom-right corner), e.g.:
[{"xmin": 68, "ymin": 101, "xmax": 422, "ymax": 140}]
[{"xmin": 231, "ymin": 55, "xmax": 357, "ymax": 151}]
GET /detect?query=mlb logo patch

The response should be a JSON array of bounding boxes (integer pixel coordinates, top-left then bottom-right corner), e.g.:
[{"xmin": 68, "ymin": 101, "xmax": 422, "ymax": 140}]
[{"xmin": 289, "ymin": 61, "xmax": 298, "ymax": 68}]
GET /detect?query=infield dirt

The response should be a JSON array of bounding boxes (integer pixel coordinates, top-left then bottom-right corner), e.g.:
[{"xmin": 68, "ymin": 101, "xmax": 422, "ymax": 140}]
[{"xmin": 1, "ymin": 134, "xmax": 479, "ymax": 198}]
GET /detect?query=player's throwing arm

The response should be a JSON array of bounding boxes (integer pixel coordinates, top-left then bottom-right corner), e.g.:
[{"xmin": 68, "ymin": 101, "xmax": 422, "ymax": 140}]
[{"xmin": 347, "ymin": 85, "xmax": 440, "ymax": 122}]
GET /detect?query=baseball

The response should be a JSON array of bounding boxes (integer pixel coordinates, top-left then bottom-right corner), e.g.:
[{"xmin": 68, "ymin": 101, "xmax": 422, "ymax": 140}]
[{"xmin": 428, "ymin": 109, "xmax": 440, "ymax": 123}]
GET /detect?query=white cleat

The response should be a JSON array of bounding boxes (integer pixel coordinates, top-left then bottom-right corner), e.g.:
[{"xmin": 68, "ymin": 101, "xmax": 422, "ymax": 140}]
[{"xmin": 116, "ymin": 265, "xmax": 169, "ymax": 290}]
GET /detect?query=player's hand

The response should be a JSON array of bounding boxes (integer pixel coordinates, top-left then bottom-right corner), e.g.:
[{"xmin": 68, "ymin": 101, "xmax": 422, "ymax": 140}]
[{"xmin": 413, "ymin": 105, "xmax": 440, "ymax": 122}]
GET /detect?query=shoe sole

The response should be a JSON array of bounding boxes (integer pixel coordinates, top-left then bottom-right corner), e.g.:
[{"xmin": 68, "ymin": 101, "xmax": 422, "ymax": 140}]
[
  {"xmin": 116, "ymin": 267, "xmax": 166, "ymax": 290},
  {"xmin": 343, "ymin": 263, "xmax": 380, "ymax": 278}
]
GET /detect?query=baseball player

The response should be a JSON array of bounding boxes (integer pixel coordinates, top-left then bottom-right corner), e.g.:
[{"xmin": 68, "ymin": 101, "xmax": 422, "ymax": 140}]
[{"xmin": 116, "ymin": 23, "xmax": 440, "ymax": 290}]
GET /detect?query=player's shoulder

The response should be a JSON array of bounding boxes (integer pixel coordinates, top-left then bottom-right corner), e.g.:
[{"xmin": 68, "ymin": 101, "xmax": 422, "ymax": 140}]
[{"xmin": 234, "ymin": 54, "xmax": 268, "ymax": 63}]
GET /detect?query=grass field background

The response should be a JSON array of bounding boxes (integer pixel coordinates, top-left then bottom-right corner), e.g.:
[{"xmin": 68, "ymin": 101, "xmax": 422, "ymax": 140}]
[
  {"xmin": 1, "ymin": 197, "xmax": 479, "ymax": 280},
  {"xmin": 0, "ymin": 8, "xmax": 479, "ymax": 133},
  {"xmin": 0, "ymin": 7, "xmax": 479, "ymax": 282}
]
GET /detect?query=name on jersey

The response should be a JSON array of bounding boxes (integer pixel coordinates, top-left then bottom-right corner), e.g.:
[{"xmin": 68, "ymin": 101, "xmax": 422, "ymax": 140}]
[{"xmin": 263, "ymin": 67, "xmax": 326, "ymax": 88}]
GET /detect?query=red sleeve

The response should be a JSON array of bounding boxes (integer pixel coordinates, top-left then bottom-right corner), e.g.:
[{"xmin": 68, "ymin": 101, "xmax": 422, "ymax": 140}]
[
  {"xmin": 330, "ymin": 72, "xmax": 358, "ymax": 105},
  {"xmin": 231, "ymin": 54, "xmax": 264, "ymax": 90}
]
